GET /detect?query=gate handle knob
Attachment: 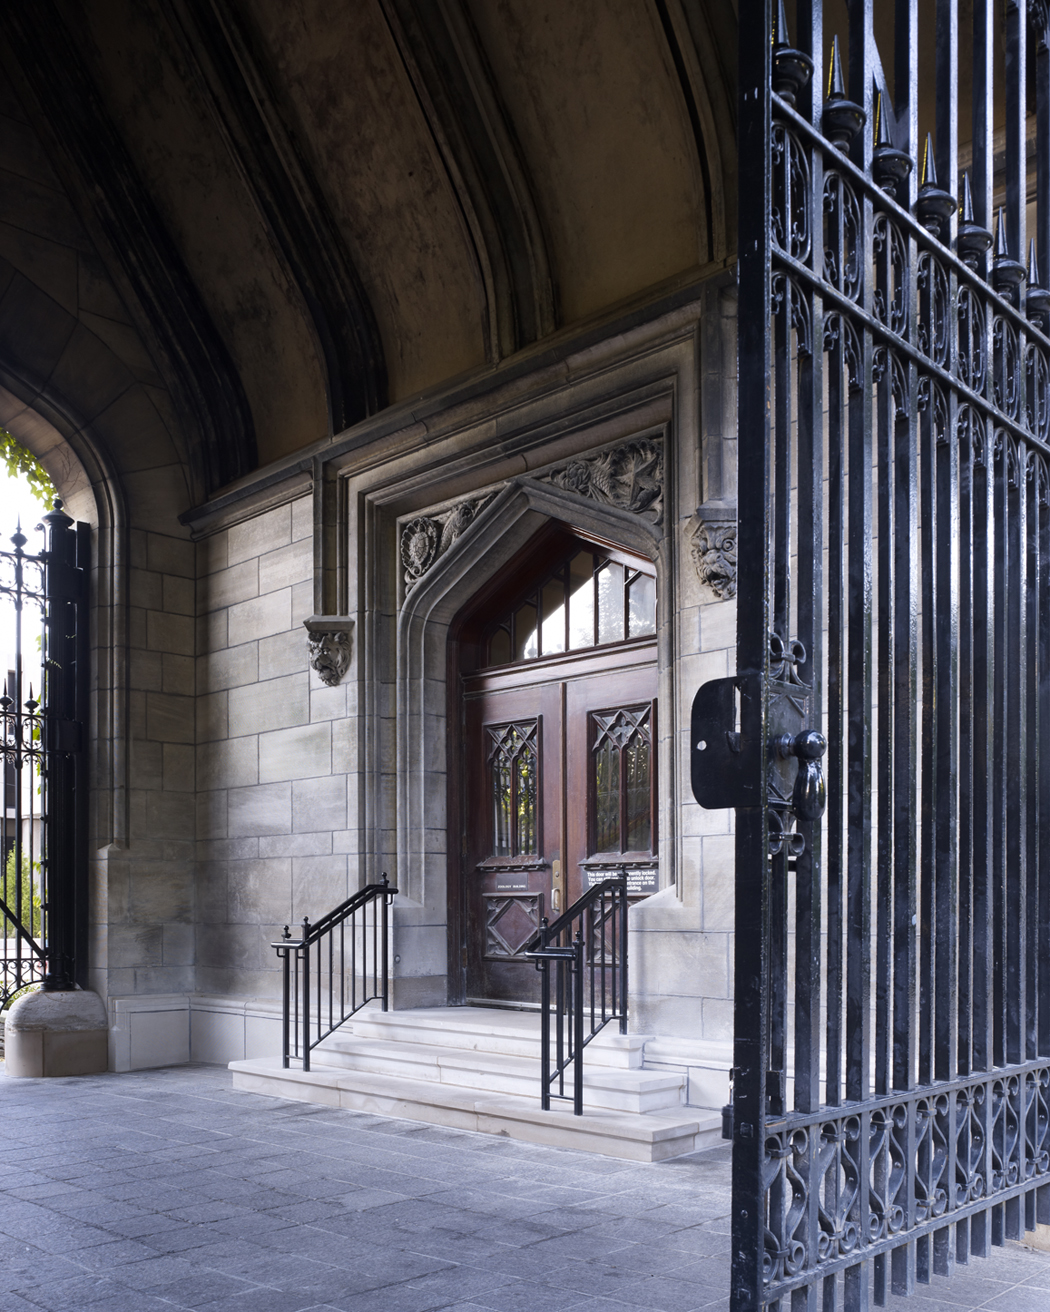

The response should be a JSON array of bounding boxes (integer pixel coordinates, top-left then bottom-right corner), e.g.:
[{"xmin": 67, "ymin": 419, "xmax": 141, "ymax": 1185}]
[{"xmin": 772, "ymin": 729, "xmax": 827, "ymax": 822}]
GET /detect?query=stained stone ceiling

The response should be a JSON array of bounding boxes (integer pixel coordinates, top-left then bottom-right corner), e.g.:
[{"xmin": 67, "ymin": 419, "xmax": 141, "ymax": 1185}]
[{"xmin": 0, "ymin": 0, "xmax": 736, "ymax": 501}]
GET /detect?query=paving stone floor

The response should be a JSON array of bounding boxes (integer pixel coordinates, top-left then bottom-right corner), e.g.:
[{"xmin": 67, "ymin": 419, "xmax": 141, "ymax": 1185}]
[{"xmin": 0, "ymin": 1063, "xmax": 1048, "ymax": 1312}]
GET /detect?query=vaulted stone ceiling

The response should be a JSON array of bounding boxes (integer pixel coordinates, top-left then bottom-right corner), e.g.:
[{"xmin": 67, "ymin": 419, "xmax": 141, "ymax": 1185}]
[{"xmin": 0, "ymin": 0, "xmax": 736, "ymax": 504}]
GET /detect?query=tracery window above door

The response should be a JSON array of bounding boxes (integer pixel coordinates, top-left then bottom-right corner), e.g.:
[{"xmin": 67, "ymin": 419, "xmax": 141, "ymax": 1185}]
[{"xmin": 484, "ymin": 546, "xmax": 656, "ymax": 667}]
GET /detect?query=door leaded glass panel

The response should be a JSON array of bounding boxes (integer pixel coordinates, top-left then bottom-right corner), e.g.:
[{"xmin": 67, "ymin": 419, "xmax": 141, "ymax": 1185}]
[
  {"xmin": 590, "ymin": 705, "xmax": 654, "ymax": 856},
  {"xmin": 487, "ymin": 720, "xmax": 539, "ymax": 858}
]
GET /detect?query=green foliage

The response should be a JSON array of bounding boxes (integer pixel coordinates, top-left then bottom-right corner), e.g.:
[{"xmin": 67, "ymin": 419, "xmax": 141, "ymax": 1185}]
[
  {"xmin": 2, "ymin": 846, "xmax": 42, "ymax": 939},
  {"xmin": 0, "ymin": 427, "xmax": 55, "ymax": 507},
  {"xmin": 2, "ymin": 982, "xmax": 39, "ymax": 1012}
]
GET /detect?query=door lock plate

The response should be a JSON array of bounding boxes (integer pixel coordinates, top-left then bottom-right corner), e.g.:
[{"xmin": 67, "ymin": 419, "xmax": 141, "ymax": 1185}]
[
  {"xmin": 691, "ymin": 671, "xmax": 825, "ymax": 822},
  {"xmin": 690, "ymin": 674, "xmax": 760, "ymax": 808}
]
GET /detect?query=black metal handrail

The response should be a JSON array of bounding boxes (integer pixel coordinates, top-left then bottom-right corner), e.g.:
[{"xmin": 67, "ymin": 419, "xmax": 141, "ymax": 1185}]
[
  {"xmin": 272, "ymin": 874, "xmax": 397, "ymax": 1072},
  {"xmin": 527, "ymin": 872, "xmax": 628, "ymax": 1115}
]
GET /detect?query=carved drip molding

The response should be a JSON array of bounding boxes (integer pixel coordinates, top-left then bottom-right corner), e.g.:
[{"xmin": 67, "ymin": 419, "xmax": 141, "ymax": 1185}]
[
  {"xmin": 690, "ymin": 503, "xmax": 737, "ymax": 600},
  {"xmin": 303, "ymin": 615, "xmax": 354, "ymax": 686},
  {"xmin": 398, "ymin": 437, "xmax": 666, "ymax": 594},
  {"xmin": 537, "ymin": 437, "xmax": 664, "ymax": 525}
]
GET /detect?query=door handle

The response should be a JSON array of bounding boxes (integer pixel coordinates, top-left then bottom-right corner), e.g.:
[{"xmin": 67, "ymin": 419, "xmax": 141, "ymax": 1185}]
[{"xmin": 770, "ymin": 729, "xmax": 827, "ymax": 822}]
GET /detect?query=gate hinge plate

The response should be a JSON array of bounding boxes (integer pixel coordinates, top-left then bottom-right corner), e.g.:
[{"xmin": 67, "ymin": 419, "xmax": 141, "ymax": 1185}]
[{"xmin": 47, "ymin": 718, "xmax": 82, "ymax": 754}]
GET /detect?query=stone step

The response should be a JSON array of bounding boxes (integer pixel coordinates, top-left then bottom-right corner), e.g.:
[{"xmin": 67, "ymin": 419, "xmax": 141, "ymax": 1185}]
[
  {"xmin": 229, "ymin": 1057, "xmax": 721, "ymax": 1163},
  {"xmin": 315, "ymin": 1034, "xmax": 685, "ymax": 1113},
  {"xmin": 347, "ymin": 1006, "xmax": 646, "ymax": 1069}
]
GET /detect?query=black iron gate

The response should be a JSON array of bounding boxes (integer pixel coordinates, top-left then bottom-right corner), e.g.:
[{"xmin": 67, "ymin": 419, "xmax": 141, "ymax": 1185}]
[
  {"xmin": 0, "ymin": 501, "xmax": 89, "ymax": 1006},
  {"xmin": 693, "ymin": 0, "xmax": 1050, "ymax": 1306}
]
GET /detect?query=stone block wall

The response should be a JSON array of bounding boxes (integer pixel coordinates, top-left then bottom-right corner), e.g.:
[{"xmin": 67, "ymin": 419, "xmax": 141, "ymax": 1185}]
[
  {"xmin": 97, "ymin": 528, "xmax": 199, "ymax": 1000},
  {"xmin": 178, "ymin": 289, "xmax": 740, "ymax": 1101},
  {"xmin": 194, "ymin": 496, "xmax": 357, "ymax": 1000}
]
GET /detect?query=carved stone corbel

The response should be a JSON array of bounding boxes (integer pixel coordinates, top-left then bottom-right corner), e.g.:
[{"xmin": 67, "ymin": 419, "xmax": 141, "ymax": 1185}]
[
  {"xmin": 689, "ymin": 503, "xmax": 738, "ymax": 600},
  {"xmin": 303, "ymin": 615, "xmax": 354, "ymax": 686}
]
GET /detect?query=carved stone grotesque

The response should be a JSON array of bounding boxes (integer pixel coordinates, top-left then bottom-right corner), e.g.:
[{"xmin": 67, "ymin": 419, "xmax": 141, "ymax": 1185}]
[
  {"xmin": 303, "ymin": 615, "xmax": 353, "ymax": 686},
  {"xmin": 690, "ymin": 509, "xmax": 737, "ymax": 600}
]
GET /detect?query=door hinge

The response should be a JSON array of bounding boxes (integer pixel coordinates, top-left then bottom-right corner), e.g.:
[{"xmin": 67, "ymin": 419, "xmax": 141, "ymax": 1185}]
[{"xmin": 46, "ymin": 718, "xmax": 82, "ymax": 754}]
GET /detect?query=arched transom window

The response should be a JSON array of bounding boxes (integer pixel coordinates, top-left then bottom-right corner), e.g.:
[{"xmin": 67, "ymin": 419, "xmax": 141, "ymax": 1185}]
[{"xmin": 484, "ymin": 546, "xmax": 656, "ymax": 667}]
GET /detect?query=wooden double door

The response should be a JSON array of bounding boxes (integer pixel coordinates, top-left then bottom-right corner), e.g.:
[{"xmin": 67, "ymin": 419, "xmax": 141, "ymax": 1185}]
[{"xmin": 461, "ymin": 643, "xmax": 657, "ymax": 1004}]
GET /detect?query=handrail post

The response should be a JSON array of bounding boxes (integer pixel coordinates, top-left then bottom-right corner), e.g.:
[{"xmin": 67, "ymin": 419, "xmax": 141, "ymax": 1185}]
[
  {"xmin": 539, "ymin": 957, "xmax": 551, "ymax": 1111},
  {"xmin": 381, "ymin": 873, "xmax": 390, "ymax": 1011},
  {"xmin": 619, "ymin": 872, "xmax": 628, "ymax": 1035},
  {"xmin": 573, "ymin": 931, "xmax": 585, "ymax": 1115},
  {"xmin": 270, "ymin": 882, "xmax": 399, "ymax": 1065},
  {"xmin": 280, "ymin": 925, "xmax": 291, "ymax": 1069},
  {"xmin": 537, "ymin": 916, "xmax": 551, "ymax": 1110},
  {"xmin": 301, "ymin": 916, "xmax": 311, "ymax": 1072}
]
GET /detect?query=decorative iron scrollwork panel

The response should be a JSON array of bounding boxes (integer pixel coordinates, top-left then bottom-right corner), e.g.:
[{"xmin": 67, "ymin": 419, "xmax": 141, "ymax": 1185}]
[
  {"xmin": 1026, "ymin": 342, "xmax": 1050, "ymax": 441},
  {"xmin": 758, "ymin": 1069, "xmax": 1050, "ymax": 1293},
  {"xmin": 771, "ymin": 124, "xmax": 810, "ymax": 261},
  {"xmin": 823, "ymin": 172, "xmax": 862, "ymax": 301},
  {"xmin": 917, "ymin": 251, "xmax": 950, "ymax": 367},
  {"xmin": 958, "ymin": 285, "xmax": 988, "ymax": 394},
  {"xmin": 873, "ymin": 214, "xmax": 909, "ymax": 337},
  {"xmin": 993, "ymin": 317, "xmax": 1022, "ymax": 419}
]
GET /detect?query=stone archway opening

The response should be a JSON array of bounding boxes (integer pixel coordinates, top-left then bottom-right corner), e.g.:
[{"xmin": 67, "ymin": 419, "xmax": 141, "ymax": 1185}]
[{"xmin": 392, "ymin": 474, "xmax": 662, "ymax": 1009}]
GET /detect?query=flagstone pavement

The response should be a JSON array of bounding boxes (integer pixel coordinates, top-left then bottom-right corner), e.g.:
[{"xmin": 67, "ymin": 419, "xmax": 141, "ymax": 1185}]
[{"xmin": 0, "ymin": 1063, "xmax": 1048, "ymax": 1312}]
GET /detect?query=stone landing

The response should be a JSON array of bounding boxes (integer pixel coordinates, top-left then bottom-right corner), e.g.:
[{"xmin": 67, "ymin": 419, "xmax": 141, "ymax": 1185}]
[{"xmin": 230, "ymin": 1006, "xmax": 722, "ymax": 1162}]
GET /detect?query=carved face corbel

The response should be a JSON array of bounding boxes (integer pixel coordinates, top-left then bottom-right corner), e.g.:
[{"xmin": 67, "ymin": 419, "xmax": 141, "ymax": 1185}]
[
  {"xmin": 689, "ymin": 503, "xmax": 738, "ymax": 601},
  {"xmin": 303, "ymin": 615, "xmax": 354, "ymax": 686}
]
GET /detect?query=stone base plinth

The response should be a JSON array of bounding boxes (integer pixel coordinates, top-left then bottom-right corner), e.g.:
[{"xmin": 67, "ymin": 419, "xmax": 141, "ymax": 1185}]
[{"xmin": 4, "ymin": 989, "xmax": 108, "ymax": 1077}]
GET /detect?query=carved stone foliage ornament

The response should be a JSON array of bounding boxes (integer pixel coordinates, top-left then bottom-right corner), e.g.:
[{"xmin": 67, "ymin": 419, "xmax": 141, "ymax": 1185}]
[
  {"xmin": 539, "ymin": 438, "xmax": 664, "ymax": 525},
  {"xmin": 690, "ymin": 508, "xmax": 738, "ymax": 600},
  {"xmin": 303, "ymin": 615, "xmax": 353, "ymax": 686},
  {"xmin": 399, "ymin": 438, "xmax": 665, "ymax": 594},
  {"xmin": 400, "ymin": 493, "xmax": 499, "ymax": 589}
]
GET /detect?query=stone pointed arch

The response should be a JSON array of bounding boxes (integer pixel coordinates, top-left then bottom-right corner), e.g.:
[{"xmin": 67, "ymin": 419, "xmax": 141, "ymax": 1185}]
[
  {"xmin": 392, "ymin": 476, "xmax": 669, "ymax": 1007},
  {"xmin": 0, "ymin": 360, "xmax": 131, "ymax": 855}
]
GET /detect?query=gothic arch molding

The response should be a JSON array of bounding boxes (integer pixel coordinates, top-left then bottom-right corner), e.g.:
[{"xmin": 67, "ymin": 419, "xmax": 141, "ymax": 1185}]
[
  {"xmin": 392, "ymin": 474, "xmax": 674, "ymax": 1004},
  {"xmin": 0, "ymin": 361, "xmax": 131, "ymax": 852}
]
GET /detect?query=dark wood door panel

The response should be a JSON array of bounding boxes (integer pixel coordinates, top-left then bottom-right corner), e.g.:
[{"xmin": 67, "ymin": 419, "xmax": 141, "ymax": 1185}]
[
  {"xmin": 463, "ymin": 680, "xmax": 561, "ymax": 1003},
  {"xmin": 462, "ymin": 649, "xmax": 656, "ymax": 1005}
]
